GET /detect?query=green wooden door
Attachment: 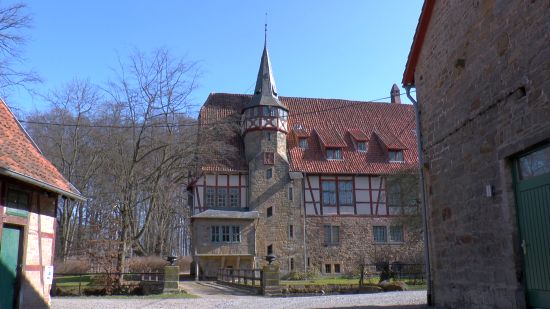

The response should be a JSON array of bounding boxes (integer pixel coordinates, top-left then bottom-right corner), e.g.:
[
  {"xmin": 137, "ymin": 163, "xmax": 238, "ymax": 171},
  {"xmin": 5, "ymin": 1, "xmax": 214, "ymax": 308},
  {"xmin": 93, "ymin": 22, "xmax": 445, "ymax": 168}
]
[
  {"xmin": 0, "ymin": 225, "xmax": 23, "ymax": 309},
  {"xmin": 515, "ymin": 145, "xmax": 550, "ymax": 308}
]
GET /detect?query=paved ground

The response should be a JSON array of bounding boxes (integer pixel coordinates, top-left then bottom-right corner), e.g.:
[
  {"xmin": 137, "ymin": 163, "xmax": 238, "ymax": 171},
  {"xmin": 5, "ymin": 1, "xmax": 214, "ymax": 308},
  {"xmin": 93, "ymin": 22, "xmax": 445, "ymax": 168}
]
[{"xmin": 52, "ymin": 281, "xmax": 428, "ymax": 309}]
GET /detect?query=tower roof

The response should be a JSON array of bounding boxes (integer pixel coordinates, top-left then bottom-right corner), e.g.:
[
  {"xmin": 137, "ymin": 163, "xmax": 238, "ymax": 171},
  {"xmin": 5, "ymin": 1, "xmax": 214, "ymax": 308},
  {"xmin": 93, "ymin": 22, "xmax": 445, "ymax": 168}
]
[{"xmin": 244, "ymin": 42, "xmax": 287, "ymax": 110}]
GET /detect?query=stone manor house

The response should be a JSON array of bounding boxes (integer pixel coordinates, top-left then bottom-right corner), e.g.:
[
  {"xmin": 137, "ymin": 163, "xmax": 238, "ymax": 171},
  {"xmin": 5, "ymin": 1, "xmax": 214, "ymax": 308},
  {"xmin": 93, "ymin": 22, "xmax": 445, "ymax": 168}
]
[{"xmin": 188, "ymin": 41, "xmax": 423, "ymax": 278}]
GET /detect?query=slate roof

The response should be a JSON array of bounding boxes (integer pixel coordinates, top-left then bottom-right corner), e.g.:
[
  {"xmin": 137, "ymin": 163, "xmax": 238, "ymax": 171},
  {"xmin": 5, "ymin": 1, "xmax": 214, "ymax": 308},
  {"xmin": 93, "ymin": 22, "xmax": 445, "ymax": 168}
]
[
  {"xmin": 198, "ymin": 93, "xmax": 417, "ymax": 175},
  {"xmin": 0, "ymin": 100, "xmax": 84, "ymax": 200},
  {"xmin": 191, "ymin": 209, "xmax": 259, "ymax": 220}
]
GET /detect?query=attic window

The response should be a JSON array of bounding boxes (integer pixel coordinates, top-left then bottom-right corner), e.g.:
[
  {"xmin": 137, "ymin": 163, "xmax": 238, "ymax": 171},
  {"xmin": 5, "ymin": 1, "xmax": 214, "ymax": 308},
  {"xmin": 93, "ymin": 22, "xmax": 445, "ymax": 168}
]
[
  {"xmin": 299, "ymin": 138, "xmax": 308, "ymax": 149},
  {"xmin": 389, "ymin": 150, "xmax": 404, "ymax": 163},
  {"xmin": 293, "ymin": 124, "xmax": 304, "ymax": 130},
  {"xmin": 327, "ymin": 148, "xmax": 342, "ymax": 160},
  {"xmin": 357, "ymin": 141, "xmax": 367, "ymax": 152}
]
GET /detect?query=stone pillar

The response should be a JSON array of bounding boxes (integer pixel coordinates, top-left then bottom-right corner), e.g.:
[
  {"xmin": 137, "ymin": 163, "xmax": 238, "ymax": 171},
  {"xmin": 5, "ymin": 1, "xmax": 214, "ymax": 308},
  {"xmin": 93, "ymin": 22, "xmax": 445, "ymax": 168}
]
[
  {"xmin": 163, "ymin": 265, "xmax": 180, "ymax": 294},
  {"xmin": 261, "ymin": 264, "xmax": 281, "ymax": 296}
]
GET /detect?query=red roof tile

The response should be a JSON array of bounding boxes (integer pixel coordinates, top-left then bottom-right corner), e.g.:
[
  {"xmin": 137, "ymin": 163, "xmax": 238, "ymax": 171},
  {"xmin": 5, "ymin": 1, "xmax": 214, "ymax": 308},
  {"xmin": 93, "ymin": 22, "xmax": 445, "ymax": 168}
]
[
  {"xmin": 198, "ymin": 93, "xmax": 418, "ymax": 175},
  {"xmin": 0, "ymin": 100, "xmax": 83, "ymax": 198}
]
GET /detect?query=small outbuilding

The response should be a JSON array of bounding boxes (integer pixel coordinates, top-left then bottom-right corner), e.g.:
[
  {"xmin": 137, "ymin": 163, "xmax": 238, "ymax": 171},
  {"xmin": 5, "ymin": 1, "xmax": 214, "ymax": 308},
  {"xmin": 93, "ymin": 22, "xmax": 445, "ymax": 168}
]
[{"xmin": 0, "ymin": 99, "xmax": 85, "ymax": 309}]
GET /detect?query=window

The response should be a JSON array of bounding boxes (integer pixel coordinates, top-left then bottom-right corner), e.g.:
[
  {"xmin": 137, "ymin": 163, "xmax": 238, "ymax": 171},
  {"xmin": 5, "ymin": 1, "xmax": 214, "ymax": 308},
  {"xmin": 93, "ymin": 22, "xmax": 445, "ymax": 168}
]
[
  {"xmin": 387, "ymin": 182, "xmax": 401, "ymax": 206},
  {"xmin": 357, "ymin": 141, "xmax": 367, "ymax": 152},
  {"xmin": 288, "ymin": 186, "xmax": 293, "ymax": 201},
  {"xmin": 334, "ymin": 264, "xmax": 341, "ymax": 273},
  {"xmin": 389, "ymin": 150, "xmax": 404, "ymax": 162},
  {"xmin": 390, "ymin": 226, "xmax": 404, "ymax": 243},
  {"xmin": 299, "ymin": 138, "xmax": 308, "ymax": 149},
  {"xmin": 325, "ymin": 264, "xmax": 332, "ymax": 273},
  {"xmin": 322, "ymin": 181, "xmax": 337, "ymax": 206},
  {"xmin": 373, "ymin": 226, "xmax": 387, "ymax": 243},
  {"xmin": 266, "ymin": 168, "xmax": 273, "ymax": 179},
  {"xmin": 338, "ymin": 181, "xmax": 353, "ymax": 206},
  {"xmin": 265, "ymin": 131, "xmax": 272, "ymax": 141},
  {"xmin": 211, "ymin": 226, "xmax": 220, "ymax": 242},
  {"xmin": 211, "ymin": 225, "xmax": 241, "ymax": 243},
  {"xmin": 222, "ymin": 225, "xmax": 230, "ymax": 242},
  {"xmin": 229, "ymin": 188, "xmax": 240, "ymax": 208},
  {"xmin": 232, "ymin": 226, "xmax": 241, "ymax": 242},
  {"xmin": 217, "ymin": 188, "xmax": 227, "ymax": 208},
  {"xmin": 324, "ymin": 225, "xmax": 340, "ymax": 245},
  {"xmin": 326, "ymin": 148, "xmax": 342, "ymax": 160},
  {"xmin": 264, "ymin": 152, "xmax": 274, "ymax": 165},
  {"xmin": 307, "ymin": 257, "xmax": 311, "ymax": 267},
  {"xmin": 262, "ymin": 106, "xmax": 270, "ymax": 116},
  {"xmin": 267, "ymin": 245, "xmax": 273, "ymax": 255},
  {"xmin": 270, "ymin": 107, "xmax": 278, "ymax": 117},
  {"xmin": 289, "ymin": 225, "xmax": 294, "ymax": 239},
  {"xmin": 206, "ymin": 187, "xmax": 216, "ymax": 208},
  {"xmin": 188, "ymin": 192, "xmax": 194, "ymax": 207},
  {"xmin": 290, "ymin": 258, "xmax": 295, "ymax": 271},
  {"xmin": 267, "ymin": 206, "xmax": 273, "ymax": 217},
  {"xmin": 518, "ymin": 145, "xmax": 550, "ymax": 179}
]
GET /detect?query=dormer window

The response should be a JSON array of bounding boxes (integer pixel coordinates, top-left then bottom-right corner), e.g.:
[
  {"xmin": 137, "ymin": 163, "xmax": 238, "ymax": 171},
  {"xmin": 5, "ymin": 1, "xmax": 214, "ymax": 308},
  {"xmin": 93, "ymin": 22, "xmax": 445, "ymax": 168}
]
[
  {"xmin": 357, "ymin": 141, "xmax": 367, "ymax": 152},
  {"xmin": 389, "ymin": 150, "xmax": 404, "ymax": 162},
  {"xmin": 299, "ymin": 138, "xmax": 308, "ymax": 149},
  {"xmin": 327, "ymin": 148, "xmax": 343, "ymax": 160}
]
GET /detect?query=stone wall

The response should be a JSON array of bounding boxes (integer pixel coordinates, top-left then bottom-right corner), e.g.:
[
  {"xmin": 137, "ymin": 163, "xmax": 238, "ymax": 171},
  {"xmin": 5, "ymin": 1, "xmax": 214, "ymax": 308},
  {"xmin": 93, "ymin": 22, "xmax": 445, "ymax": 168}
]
[
  {"xmin": 192, "ymin": 219, "xmax": 255, "ymax": 255},
  {"xmin": 414, "ymin": 1, "xmax": 550, "ymax": 308},
  {"xmin": 306, "ymin": 216, "xmax": 423, "ymax": 275},
  {"xmin": 244, "ymin": 130, "xmax": 305, "ymax": 274}
]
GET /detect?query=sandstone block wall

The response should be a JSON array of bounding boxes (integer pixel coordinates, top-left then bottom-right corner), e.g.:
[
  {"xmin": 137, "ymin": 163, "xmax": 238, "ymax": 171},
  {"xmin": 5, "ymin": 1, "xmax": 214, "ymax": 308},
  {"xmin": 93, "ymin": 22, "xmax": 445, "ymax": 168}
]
[
  {"xmin": 305, "ymin": 216, "xmax": 423, "ymax": 274},
  {"xmin": 414, "ymin": 1, "xmax": 550, "ymax": 308}
]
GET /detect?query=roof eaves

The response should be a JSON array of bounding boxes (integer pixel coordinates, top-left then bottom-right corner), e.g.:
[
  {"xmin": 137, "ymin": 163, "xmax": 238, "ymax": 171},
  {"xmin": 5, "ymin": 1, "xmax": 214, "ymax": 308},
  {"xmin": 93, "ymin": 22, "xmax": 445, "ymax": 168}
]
[{"xmin": 402, "ymin": 0, "xmax": 436, "ymax": 86}]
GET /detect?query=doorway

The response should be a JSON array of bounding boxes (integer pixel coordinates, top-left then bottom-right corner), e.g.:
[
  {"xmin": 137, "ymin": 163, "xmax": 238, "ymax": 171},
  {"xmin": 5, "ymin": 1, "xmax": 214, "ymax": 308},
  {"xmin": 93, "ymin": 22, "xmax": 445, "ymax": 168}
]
[
  {"xmin": 0, "ymin": 224, "xmax": 24, "ymax": 309},
  {"xmin": 514, "ymin": 144, "xmax": 550, "ymax": 308}
]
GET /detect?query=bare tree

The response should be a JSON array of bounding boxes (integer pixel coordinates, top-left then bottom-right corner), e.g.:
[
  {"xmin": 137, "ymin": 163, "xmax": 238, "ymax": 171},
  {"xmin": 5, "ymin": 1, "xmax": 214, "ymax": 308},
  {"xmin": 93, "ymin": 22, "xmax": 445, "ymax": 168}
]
[
  {"xmin": 0, "ymin": 2, "xmax": 40, "ymax": 96},
  {"xmin": 103, "ymin": 48, "xmax": 200, "ymax": 276}
]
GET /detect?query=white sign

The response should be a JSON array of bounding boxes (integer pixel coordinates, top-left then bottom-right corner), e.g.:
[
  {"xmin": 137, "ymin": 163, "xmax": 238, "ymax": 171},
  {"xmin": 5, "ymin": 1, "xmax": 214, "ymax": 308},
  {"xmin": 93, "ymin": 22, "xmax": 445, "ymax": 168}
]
[{"xmin": 44, "ymin": 266, "xmax": 54, "ymax": 285}]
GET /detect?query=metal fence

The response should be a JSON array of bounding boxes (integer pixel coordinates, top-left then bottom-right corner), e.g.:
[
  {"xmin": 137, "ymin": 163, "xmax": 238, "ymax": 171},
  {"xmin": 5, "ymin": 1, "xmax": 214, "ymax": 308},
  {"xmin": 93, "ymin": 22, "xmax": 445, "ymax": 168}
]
[
  {"xmin": 217, "ymin": 268, "xmax": 262, "ymax": 289},
  {"xmin": 52, "ymin": 272, "xmax": 164, "ymax": 296}
]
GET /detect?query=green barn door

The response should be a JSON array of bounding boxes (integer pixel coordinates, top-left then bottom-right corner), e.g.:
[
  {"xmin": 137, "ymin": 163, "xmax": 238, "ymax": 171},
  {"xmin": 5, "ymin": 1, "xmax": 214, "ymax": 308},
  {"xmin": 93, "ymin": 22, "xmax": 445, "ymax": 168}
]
[
  {"xmin": 515, "ymin": 145, "xmax": 550, "ymax": 308},
  {"xmin": 0, "ymin": 225, "xmax": 23, "ymax": 309}
]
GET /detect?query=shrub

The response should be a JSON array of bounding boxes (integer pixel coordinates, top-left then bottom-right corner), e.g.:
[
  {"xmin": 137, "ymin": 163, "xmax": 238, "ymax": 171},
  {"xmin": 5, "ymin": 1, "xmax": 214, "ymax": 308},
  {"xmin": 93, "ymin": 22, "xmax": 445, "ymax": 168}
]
[
  {"xmin": 127, "ymin": 256, "xmax": 168, "ymax": 273},
  {"xmin": 54, "ymin": 258, "xmax": 91, "ymax": 274}
]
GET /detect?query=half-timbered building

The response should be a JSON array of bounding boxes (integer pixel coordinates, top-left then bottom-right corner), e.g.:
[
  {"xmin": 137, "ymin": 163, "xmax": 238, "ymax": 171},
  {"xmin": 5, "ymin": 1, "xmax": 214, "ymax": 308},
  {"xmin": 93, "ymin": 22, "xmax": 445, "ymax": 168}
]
[
  {"xmin": 0, "ymin": 99, "xmax": 84, "ymax": 308},
  {"xmin": 189, "ymin": 41, "xmax": 423, "ymax": 278}
]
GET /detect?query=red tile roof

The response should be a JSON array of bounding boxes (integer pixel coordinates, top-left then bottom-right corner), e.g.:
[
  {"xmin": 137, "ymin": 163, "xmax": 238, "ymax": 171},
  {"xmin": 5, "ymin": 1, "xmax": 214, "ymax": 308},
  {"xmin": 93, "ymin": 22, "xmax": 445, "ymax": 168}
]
[
  {"xmin": 198, "ymin": 93, "xmax": 418, "ymax": 175},
  {"xmin": 0, "ymin": 100, "xmax": 83, "ymax": 199}
]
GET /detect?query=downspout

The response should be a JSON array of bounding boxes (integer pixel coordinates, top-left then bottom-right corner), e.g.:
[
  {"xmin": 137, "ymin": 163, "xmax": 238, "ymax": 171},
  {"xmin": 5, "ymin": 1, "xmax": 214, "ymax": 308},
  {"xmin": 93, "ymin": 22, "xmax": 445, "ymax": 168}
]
[
  {"xmin": 302, "ymin": 176, "xmax": 307, "ymax": 275},
  {"xmin": 405, "ymin": 86, "xmax": 433, "ymax": 306}
]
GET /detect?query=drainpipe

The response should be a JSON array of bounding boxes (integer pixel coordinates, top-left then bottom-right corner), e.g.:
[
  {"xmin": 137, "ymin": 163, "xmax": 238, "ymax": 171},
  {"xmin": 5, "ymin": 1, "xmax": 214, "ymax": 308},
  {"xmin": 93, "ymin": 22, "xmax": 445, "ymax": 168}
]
[{"xmin": 405, "ymin": 86, "xmax": 433, "ymax": 306}]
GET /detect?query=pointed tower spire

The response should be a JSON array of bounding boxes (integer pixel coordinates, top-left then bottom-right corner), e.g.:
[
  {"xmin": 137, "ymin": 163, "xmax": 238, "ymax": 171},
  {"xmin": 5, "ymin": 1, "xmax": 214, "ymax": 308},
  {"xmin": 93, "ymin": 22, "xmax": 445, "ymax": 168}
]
[{"xmin": 245, "ymin": 27, "xmax": 286, "ymax": 110}]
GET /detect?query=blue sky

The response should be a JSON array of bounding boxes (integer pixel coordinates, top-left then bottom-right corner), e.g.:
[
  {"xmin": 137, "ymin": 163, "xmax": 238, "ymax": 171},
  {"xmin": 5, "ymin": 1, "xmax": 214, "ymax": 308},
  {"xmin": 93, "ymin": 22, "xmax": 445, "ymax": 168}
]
[{"xmin": 10, "ymin": 1, "xmax": 422, "ymax": 115}]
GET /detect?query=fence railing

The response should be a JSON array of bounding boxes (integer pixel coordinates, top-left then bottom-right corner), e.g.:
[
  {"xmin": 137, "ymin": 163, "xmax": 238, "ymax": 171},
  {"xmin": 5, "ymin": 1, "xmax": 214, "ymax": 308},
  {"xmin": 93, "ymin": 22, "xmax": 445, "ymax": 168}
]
[
  {"xmin": 52, "ymin": 272, "xmax": 165, "ymax": 296},
  {"xmin": 217, "ymin": 268, "xmax": 262, "ymax": 288},
  {"xmin": 360, "ymin": 263, "xmax": 425, "ymax": 283}
]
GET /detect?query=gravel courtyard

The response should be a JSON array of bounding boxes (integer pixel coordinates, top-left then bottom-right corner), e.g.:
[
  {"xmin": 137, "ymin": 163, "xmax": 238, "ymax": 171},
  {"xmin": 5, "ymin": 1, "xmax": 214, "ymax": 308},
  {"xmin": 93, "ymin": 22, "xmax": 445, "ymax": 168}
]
[{"xmin": 52, "ymin": 281, "xmax": 428, "ymax": 309}]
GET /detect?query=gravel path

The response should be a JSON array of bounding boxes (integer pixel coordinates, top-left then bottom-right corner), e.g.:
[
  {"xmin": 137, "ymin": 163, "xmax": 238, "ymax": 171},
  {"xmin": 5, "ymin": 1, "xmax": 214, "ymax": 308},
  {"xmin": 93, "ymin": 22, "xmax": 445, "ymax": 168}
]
[{"xmin": 52, "ymin": 281, "xmax": 427, "ymax": 309}]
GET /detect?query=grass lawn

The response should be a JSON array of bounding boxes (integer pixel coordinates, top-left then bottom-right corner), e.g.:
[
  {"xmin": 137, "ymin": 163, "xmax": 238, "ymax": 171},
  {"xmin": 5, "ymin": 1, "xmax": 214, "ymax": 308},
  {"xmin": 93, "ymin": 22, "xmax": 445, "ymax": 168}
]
[
  {"xmin": 54, "ymin": 275, "xmax": 92, "ymax": 287},
  {"xmin": 85, "ymin": 292, "xmax": 199, "ymax": 299},
  {"xmin": 281, "ymin": 277, "xmax": 426, "ymax": 290}
]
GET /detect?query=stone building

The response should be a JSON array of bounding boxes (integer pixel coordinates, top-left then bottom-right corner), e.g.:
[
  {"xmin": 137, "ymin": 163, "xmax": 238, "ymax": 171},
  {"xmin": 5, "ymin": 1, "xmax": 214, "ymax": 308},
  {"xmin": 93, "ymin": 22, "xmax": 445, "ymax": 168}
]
[
  {"xmin": 189, "ymin": 40, "xmax": 423, "ymax": 278},
  {"xmin": 0, "ymin": 100, "xmax": 84, "ymax": 308},
  {"xmin": 403, "ymin": 0, "xmax": 550, "ymax": 308}
]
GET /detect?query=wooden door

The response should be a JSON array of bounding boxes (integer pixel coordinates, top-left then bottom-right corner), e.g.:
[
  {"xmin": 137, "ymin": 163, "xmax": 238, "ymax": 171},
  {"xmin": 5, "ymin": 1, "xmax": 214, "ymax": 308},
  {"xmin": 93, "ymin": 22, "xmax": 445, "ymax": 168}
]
[
  {"xmin": 0, "ymin": 225, "xmax": 24, "ymax": 309},
  {"xmin": 515, "ymin": 145, "xmax": 550, "ymax": 308}
]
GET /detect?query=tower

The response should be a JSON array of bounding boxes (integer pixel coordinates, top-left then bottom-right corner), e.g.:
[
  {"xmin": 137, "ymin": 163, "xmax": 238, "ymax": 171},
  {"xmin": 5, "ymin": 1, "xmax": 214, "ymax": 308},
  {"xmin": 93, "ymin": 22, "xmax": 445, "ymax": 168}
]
[{"xmin": 241, "ymin": 38, "xmax": 303, "ymax": 272}]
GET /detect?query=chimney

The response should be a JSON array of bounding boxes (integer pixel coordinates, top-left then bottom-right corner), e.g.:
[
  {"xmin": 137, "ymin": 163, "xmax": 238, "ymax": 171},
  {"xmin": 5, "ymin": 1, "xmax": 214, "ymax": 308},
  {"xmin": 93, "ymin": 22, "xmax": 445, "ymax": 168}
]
[{"xmin": 390, "ymin": 83, "xmax": 401, "ymax": 104}]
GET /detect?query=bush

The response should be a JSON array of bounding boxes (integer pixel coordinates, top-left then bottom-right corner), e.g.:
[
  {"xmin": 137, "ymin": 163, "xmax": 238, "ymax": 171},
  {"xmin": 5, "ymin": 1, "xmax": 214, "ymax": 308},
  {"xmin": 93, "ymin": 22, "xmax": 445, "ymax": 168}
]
[
  {"xmin": 55, "ymin": 258, "xmax": 91, "ymax": 274},
  {"xmin": 127, "ymin": 256, "xmax": 168, "ymax": 273}
]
